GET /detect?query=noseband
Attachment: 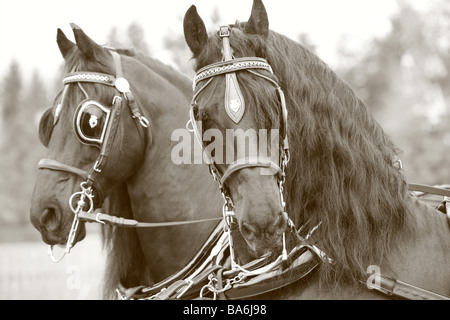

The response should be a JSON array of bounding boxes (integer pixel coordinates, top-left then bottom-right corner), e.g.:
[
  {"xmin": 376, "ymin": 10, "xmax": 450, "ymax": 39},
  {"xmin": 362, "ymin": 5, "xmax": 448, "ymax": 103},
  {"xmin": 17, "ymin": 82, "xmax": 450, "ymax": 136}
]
[
  {"xmin": 188, "ymin": 25, "xmax": 292, "ymax": 268},
  {"xmin": 38, "ymin": 50, "xmax": 149, "ymax": 261}
]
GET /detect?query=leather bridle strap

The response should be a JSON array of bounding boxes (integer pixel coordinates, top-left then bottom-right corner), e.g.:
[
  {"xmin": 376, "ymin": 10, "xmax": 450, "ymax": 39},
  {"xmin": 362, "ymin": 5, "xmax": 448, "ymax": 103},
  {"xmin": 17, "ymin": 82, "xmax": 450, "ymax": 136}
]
[
  {"xmin": 88, "ymin": 95, "xmax": 123, "ymax": 181},
  {"xmin": 219, "ymin": 157, "xmax": 282, "ymax": 187},
  {"xmin": 63, "ymin": 72, "xmax": 116, "ymax": 86},
  {"xmin": 38, "ymin": 158, "xmax": 88, "ymax": 179},
  {"xmin": 409, "ymin": 183, "xmax": 450, "ymax": 197},
  {"xmin": 365, "ymin": 273, "xmax": 450, "ymax": 300},
  {"xmin": 77, "ymin": 209, "xmax": 222, "ymax": 228},
  {"xmin": 193, "ymin": 57, "xmax": 273, "ymax": 88},
  {"xmin": 409, "ymin": 183, "xmax": 450, "ymax": 227},
  {"xmin": 37, "ymin": 158, "xmax": 106, "ymax": 204}
]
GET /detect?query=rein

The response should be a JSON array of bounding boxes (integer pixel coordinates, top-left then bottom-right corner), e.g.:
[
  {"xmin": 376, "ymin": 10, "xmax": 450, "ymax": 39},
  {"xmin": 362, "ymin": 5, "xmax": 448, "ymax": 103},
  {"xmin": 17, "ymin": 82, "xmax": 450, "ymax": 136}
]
[{"xmin": 77, "ymin": 208, "xmax": 222, "ymax": 228}]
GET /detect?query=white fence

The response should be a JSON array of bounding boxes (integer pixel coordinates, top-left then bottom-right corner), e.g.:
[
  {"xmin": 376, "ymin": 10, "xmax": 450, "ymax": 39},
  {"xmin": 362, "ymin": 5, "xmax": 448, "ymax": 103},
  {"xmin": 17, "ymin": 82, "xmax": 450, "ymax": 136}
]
[{"xmin": 0, "ymin": 230, "xmax": 106, "ymax": 300}]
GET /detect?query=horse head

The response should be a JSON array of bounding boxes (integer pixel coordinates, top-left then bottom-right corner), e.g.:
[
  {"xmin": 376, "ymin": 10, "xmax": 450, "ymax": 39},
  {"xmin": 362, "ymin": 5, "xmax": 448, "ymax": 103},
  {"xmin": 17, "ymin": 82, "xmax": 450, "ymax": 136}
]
[
  {"xmin": 183, "ymin": 1, "xmax": 291, "ymax": 261},
  {"xmin": 30, "ymin": 25, "xmax": 150, "ymax": 254}
]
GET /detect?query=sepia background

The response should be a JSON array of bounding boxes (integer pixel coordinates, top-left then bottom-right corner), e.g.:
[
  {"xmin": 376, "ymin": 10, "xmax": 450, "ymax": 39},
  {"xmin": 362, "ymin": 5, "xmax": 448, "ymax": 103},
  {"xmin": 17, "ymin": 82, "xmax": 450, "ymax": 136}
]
[{"xmin": 0, "ymin": 0, "xmax": 449, "ymax": 299}]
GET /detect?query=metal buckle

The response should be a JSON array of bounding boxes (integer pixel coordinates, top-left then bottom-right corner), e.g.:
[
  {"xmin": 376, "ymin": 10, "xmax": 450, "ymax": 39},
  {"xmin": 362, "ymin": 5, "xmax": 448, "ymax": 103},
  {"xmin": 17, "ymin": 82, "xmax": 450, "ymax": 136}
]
[
  {"xmin": 222, "ymin": 203, "xmax": 235, "ymax": 230},
  {"xmin": 218, "ymin": 25, "xmax": 231, "ymax": 38},
  {"xmin": 95, "ymin": 212, "xmax": 106, "ymax": 225},
  {"xmin": 138, "ymin": 115, "xmax": 150, "ymax": 128},
  {"xmin": 393, "ymin": 159, "xmax": 403, "ymax": 170},
  {"xmin": 93, "ymin": 160, "xmax": 102, "ymax": 173},
  {"xmin": 112, "ymin": 95, "xmax": 122, "ymax": 106}
]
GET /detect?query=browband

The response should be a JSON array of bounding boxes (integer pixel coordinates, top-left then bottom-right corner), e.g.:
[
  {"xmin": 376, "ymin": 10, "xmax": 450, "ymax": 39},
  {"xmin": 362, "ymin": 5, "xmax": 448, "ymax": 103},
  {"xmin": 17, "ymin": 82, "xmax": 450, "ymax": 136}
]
[
  {"xmin": 63, "ymin": 72, "xmax": 116, "ymax": 87},
  {"xmin": 194, "ymin": 57, "xmax": 273, "ymax": 88}
]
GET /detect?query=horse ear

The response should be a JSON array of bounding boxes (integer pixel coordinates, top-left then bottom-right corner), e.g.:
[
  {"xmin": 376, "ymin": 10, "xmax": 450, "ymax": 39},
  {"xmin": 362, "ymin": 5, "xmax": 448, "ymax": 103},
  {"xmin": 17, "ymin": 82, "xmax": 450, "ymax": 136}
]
[
  {"xmin": 183, "ymin": 5, "xmax": 208, "ymax": 56},
  {"xmin": 57, "ymin": 28, "xmax": 76, "ymax": 60},
  {"xmin": 38, "ymin": 108, "xmax": 54, "ymax": 148},
  {"xmin": 71, "ymin": 23, "xmax": 108, "ymax": 61},
  {"xmin": 245, "ymin": 0, "xmax": 269, "ymax": 37}
]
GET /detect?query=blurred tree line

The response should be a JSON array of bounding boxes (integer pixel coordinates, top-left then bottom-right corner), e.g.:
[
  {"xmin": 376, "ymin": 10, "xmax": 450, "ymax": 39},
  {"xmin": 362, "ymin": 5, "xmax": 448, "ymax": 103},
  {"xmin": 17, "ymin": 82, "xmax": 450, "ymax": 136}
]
[
  {"xmin": 334, "ymin": 1, "xmax": 450, "ymax": 186},
  {"xmin": 0, "ymin": 2, "xmax": 449, "ymax": 225}
]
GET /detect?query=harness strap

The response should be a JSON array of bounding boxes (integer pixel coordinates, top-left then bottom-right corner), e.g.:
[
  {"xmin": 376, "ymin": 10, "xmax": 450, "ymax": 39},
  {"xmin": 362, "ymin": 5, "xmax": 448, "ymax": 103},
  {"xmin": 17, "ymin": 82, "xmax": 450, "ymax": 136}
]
[
  {"xmin": 38, "ymin": 158, "xmax": 106, "ymax": 207},
  {"xmin": 77, "ymin": 209, "xmax": 222, "ymax": 228},
  {"xmin": 409, "ymin": 183, "xmax": 450, "ymax": 197},
  {"xmin": 219, "ymin": 157, "xmax": 282, "ymax": 186},
  {"xmin": 366, "ymin": 273, "xmax": 450, "ymax": 300},
  {"xmin": 118, "ymin": 222, "xmax": 225, "ymax": 300},
  {"xmin": 84, "ymin": 95, "xmax": 123, "ymax": 190},
  {"xmin": 194, "ymin": 57, "xmax": 273, "ymax": 87},
  {"xmin": 63, "ymin": 72, "xmax": 116, "ymax": 87},
  {"xmin": 38, "ymin": 158, "xmax": 88, "ymax": 179},
  {"xmin": 409, "ymin": 183, "xmax": 450, "ymax": 227},
  {"xmin": 225, "ymin": 253, "xmax": 319, "ymax": 300},
  {"xmin": 153, "ymin": 265, "xmax": 223, "ymax": 300},
  {"xmin": 120, "ymin": 236, "xmax": 321, "ymax": 300},
  {"xmin": 111, "ymin": 51, "xmax": 124, "ymax": 78}
]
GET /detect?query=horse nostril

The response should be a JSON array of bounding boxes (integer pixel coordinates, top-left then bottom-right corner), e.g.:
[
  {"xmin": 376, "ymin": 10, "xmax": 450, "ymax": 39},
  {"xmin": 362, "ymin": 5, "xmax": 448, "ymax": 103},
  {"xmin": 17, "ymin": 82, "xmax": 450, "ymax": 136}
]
[
  {"xmin": 241, "ymin": 221, "xmax": 258, "ymax": 239},
  {"xmin": 276, "ymin": 212, "xmax": 288, "ymax": 235},
  {"xmin": 40, "ymin": 207, "xmax": 61, "ymax": 232}
]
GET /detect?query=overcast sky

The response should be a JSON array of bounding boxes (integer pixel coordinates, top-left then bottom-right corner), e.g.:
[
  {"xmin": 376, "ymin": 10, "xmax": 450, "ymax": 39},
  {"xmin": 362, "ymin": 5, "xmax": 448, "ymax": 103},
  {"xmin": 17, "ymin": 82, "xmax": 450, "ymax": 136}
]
[{"xmin": 0, "ymin": 0, "xmax": 432, "ymax": 82}]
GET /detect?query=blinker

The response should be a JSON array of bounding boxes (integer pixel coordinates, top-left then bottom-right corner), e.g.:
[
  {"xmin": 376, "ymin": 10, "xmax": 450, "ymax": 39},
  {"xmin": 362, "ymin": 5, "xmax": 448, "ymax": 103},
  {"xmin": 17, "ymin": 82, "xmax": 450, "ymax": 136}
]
[{"xmin": 74, "ymin": 99, "xmax": 111, "ymax": 148}]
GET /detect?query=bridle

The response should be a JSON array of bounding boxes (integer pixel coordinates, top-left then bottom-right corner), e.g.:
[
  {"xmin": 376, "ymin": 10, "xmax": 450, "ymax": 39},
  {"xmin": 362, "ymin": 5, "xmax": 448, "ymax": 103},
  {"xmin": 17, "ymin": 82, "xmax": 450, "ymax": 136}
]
[
  {"xmin": 187, "ymin": 25, "xmax": 293, "ymax": 269},
  {"xmin": 38, "ymin": 50, "xmax": 150, "ymax": 262}
]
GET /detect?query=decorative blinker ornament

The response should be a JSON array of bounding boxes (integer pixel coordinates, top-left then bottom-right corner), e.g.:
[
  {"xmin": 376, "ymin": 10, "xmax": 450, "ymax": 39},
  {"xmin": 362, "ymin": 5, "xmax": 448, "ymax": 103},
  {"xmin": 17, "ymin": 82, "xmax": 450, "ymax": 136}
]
[
  {"xmin": 89, "ymin": 115, "xmax": 98, "ymax": 128},
  {"xmin": 229, "ymin": 99, "xmax": 241, "ymax": 113}
]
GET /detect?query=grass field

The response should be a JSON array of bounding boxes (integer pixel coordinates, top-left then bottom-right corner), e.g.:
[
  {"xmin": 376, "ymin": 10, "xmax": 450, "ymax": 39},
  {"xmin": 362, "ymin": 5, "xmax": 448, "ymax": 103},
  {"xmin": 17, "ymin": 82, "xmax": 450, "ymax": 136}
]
[{"xmin": 0, "ymin": 224, "xmax": 106, "ymax": 300}]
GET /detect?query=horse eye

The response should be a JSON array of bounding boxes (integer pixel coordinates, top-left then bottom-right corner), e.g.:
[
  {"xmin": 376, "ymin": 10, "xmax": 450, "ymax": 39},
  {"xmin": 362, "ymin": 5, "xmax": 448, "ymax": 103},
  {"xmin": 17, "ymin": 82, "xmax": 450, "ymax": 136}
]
[{"xmin": 202, "ymin": 112, "xmax": 209, "ymax": 121}]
